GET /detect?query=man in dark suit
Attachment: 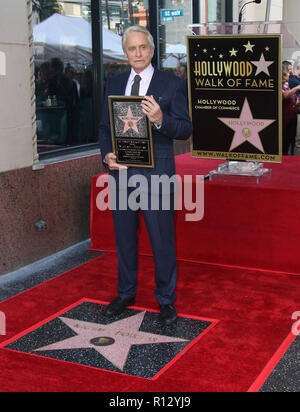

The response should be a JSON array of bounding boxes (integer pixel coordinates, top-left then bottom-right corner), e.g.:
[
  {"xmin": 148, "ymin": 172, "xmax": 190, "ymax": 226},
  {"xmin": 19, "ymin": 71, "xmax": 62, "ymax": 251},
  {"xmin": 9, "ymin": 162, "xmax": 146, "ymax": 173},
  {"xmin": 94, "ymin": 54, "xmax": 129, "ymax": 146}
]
[{"xmin": 99, "ymin": 26, "xmax": 193, "ymax": 325}]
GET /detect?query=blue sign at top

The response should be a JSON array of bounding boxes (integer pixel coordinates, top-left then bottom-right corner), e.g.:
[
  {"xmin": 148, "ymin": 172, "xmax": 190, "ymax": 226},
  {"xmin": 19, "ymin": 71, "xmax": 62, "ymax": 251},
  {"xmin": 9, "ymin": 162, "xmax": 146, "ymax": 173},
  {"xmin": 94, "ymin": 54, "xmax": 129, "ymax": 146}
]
[{"xmin": 161, "ymin": 9, "xmax": 184, "ymax": 19}]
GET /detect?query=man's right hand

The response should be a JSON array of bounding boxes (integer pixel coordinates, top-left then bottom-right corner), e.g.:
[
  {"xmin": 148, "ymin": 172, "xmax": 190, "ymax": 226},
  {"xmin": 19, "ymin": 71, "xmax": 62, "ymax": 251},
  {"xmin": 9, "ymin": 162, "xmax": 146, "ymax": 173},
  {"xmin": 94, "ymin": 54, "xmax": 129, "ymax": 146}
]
[{"xmin": 105, "ymin": 153, "xmax": 128, "ymax": 171}]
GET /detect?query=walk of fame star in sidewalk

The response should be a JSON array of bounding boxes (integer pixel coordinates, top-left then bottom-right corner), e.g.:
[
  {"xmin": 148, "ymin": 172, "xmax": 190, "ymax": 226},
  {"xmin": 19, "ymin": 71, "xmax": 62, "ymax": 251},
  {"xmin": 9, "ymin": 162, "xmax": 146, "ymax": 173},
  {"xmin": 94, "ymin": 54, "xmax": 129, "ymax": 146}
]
[{"xmin": 1, "ymin": 299, "xmax": 219, "ymax": 380}]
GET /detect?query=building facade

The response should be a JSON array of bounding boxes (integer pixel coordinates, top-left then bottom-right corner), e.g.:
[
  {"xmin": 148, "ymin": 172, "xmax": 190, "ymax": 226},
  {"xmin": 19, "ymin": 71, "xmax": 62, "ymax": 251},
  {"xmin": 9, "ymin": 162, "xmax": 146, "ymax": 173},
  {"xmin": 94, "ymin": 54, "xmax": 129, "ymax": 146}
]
[{"xmin": 0, "ymin": 0, "xmax": 299, "ymax": 276}]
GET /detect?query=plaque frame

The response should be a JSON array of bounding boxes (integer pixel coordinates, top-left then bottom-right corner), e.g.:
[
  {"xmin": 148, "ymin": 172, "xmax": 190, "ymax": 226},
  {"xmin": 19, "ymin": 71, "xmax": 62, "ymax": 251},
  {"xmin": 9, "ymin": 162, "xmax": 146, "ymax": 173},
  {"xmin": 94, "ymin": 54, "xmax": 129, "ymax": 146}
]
[{"xmin": 108, "ymin": 96, "xmax": 155, "ymax": 168}]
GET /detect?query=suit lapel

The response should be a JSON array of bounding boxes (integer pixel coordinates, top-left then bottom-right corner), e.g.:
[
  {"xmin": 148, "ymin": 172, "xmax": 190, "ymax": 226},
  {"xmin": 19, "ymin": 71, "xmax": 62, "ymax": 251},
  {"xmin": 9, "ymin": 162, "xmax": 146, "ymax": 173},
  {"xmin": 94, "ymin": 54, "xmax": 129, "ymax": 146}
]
[
  {"xmin": 116, "ymin": 71, "xmax": 131, "ymax": 95},
  {"xmin": 146, "ymin": 69, "xmax": 162, "ymax": 99}
]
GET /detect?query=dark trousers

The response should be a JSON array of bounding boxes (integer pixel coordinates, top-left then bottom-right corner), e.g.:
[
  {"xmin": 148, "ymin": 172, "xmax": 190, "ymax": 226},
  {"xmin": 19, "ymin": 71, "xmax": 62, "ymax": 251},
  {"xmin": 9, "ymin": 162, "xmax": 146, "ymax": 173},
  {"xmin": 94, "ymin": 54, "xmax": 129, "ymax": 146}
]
[{"xmin": 111, "ymin": 184, "xmax": 177, "ymax": 306}]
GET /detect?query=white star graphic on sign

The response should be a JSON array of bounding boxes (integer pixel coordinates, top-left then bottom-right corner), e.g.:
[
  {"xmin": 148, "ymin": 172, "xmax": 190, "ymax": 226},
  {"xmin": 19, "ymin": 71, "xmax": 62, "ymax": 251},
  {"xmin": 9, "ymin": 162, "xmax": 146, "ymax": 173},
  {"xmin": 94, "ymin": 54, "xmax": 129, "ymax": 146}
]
[
  {"xmin": 33, "ymin": 313, "xmax": 188, "ymax": 372},
  {"xmin": 244, "ymin": 41, "xmax": 255, "ymax": 53},
  {"xmin": 251, "ymin": 53, "xmax": 274, "ymax": 77}
]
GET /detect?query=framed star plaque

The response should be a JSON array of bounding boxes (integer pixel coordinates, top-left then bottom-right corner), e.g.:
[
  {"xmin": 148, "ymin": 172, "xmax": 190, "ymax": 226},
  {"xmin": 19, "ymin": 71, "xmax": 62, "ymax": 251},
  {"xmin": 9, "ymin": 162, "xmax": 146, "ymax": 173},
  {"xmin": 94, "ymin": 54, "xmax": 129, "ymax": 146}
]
[
  {"xmin": 187, "ymin": 35, "xmax": 282, "ymax": 163},
  {"xmin": 108, "ymin": 96, "xmax": 155, "ymax": 168}
]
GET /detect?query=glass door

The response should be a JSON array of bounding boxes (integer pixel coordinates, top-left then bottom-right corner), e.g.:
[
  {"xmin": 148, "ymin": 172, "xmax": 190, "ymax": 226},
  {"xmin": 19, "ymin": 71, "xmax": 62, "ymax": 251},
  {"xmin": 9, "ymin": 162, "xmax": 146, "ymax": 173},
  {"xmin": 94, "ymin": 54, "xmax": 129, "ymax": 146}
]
[{"xmin": 159, "ymin": 0, "xmax": 193, "ymax": 73}]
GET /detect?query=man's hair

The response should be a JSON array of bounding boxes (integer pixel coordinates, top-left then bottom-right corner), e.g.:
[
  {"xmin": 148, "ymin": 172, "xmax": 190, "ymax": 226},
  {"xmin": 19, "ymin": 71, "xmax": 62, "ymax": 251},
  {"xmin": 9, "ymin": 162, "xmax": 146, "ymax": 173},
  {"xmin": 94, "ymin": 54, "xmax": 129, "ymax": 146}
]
[{"xmin": 122, "ymin": 25, "xmax": 155, "ymax": 52}]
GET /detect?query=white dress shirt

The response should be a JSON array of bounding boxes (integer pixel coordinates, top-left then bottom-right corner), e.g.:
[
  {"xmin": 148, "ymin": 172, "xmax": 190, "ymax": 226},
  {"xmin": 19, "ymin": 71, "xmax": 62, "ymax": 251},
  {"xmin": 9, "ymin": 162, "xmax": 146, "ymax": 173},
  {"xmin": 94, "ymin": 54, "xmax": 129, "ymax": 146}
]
[{"xmin": 125, "ymin": 64, "xmax": 155, "ymax": 96}]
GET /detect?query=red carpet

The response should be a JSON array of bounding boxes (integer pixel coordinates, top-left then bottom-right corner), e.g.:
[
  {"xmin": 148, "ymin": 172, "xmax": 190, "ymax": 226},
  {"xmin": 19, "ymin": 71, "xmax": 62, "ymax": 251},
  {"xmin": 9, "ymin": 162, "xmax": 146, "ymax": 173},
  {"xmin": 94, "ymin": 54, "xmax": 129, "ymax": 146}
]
[
  {"xmin": 90, "ymin": 155, "xmax": 300, "ymax": 274},
  {"xmin": 0, "ymin": 253, "xmax": 299, "ymax": 392}
]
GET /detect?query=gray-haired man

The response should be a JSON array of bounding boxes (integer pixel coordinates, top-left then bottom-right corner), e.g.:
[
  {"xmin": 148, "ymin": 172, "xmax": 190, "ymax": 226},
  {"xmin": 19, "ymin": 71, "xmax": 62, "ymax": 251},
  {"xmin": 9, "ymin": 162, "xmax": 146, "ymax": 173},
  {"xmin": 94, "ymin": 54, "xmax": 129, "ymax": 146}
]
[{"xmin": 99, "ymin": 26, "xmax": 193, "ymax": 325}]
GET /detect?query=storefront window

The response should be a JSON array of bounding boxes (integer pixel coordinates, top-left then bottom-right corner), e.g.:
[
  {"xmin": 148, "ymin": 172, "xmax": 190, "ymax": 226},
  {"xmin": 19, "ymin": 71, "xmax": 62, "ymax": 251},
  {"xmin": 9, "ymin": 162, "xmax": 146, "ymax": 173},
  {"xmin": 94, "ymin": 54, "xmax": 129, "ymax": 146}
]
[
  {"xmin": 159, "ymin": 0, "xmax": 192, "ymax": 72},
  {"xmin": 198, "ymin": 0, "xmax": 224, "ymax": 23},
  {"xmin": 102, "ymin": 0, "xmax": 149, "ymax": 32},
  {"xmin": 102, "ymin": 1, "xmax": 150, "ymax": 80},
  {"xmin": 33, "ymin": 0, "xmax": 97, "ymax": 153},
  {"xmin": 33, "ymin": 1, "xmax": 152, "ymax": 154}
]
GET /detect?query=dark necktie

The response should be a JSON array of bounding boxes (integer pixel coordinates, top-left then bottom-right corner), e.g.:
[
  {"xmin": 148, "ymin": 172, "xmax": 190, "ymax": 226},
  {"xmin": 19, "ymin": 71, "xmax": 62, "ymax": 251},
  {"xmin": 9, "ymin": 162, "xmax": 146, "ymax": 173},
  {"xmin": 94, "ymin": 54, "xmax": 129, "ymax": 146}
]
[{"xmin": 131, "ymin": 75, "xmax": 142, "ymax": 96}]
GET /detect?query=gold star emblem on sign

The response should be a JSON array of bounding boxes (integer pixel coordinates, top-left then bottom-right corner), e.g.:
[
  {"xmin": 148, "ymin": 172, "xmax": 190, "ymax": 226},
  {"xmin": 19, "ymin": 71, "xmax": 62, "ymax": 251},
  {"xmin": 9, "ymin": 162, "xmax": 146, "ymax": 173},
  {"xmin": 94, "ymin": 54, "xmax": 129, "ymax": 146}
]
[
  {"xmin": 244, "ymin": 41, "xmax": 255, "ymax": 53},
  {"xmin": 229, "ymin": 48, "xmax": 238, "ymax": 57}
]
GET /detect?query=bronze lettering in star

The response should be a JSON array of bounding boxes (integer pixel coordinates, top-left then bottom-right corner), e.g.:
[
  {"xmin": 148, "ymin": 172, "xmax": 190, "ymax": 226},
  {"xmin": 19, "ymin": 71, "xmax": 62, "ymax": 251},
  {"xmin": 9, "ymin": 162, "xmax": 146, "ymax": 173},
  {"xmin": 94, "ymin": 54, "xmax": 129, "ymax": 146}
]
[
  {"xmin": 2, "ymin": 301, "xmax": 216, "ymax": 379},
  {"xmin": 109, "ymin": 96, "xmax": 155, "ymax": 168}
]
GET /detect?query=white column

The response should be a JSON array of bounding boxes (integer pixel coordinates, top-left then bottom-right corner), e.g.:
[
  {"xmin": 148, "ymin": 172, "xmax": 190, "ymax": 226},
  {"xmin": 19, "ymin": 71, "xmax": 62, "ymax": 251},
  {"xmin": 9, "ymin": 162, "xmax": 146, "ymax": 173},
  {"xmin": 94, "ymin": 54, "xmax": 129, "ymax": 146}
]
[
  {"xmin": 283, "ymin": 0, "xmax": 300, "ymax": 61},
  {"xmin": 242, "ymin": 0, "xmax": 268, "ymax": 21},
  {"xmin": 0, "ymin": 0, "xmax": 37, "ymax": 173},
  {"xmin": 268, "ymin": 0, "xmax": 283, "ymax": 20},
  {"xmin": 238, "ymin": 0, "xmax": 282, "ymax": 22},
  {"xmin": 283, "ymin": 0, "xmax": 300, "ymax": 42}
]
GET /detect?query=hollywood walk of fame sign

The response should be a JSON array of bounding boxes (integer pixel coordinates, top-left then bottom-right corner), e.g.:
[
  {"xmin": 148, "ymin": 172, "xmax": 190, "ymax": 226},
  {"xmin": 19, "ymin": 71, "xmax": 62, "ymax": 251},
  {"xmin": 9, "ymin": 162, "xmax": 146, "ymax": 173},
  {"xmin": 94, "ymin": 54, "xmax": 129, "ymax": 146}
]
[
  {"xmin": 109, "ymin": 96, "xmax": 155, "ymax": 168},
  {"xmin": 187, "ymin": 35, "xmax": 282, "ymax": 163},
  {"xmin": 1, "ymin": 300, "xmax": 218, "ymax": 379}
]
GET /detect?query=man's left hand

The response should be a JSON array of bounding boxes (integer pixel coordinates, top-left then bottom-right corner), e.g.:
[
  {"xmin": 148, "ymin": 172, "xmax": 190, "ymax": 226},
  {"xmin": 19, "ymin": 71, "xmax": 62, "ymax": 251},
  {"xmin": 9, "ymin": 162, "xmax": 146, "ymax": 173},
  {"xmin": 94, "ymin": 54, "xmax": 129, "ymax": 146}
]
[{"xmin": 141, "ymin": 95, "xmax": 163, "ymax": 127}]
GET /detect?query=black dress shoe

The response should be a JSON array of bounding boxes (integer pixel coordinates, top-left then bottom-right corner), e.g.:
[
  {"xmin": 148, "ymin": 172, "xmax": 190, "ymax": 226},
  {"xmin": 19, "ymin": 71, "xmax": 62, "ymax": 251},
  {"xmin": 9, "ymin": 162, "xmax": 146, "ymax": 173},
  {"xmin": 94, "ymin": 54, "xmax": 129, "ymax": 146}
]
[
  {"xmin": 159, "ymin": 304, "xmax": 178, "ymax": 325},
  {"xmin": 105, "ymin": 296, "xmax": 135, "ymax": 317}
]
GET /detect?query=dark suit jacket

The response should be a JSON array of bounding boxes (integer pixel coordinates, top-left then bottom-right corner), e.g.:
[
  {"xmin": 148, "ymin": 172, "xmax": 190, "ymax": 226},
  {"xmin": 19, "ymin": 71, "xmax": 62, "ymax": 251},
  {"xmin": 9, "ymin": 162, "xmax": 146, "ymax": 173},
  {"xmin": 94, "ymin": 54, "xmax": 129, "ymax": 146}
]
[
  {"xmin": 99, "ymin": 68, "xmax": 193, "ymax": 179},
  {"xmin": 289, "ymin": 76, "xmax": 300, "ymax": 97}
]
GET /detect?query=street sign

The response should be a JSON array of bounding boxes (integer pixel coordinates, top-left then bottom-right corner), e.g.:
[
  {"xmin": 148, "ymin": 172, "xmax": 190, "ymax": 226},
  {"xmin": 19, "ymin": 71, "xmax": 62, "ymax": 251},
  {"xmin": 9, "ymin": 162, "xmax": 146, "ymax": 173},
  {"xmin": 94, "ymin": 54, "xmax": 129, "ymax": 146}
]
[{"xmin": 161, "ymin": 9, "xmax": 184, "ymax": 23}]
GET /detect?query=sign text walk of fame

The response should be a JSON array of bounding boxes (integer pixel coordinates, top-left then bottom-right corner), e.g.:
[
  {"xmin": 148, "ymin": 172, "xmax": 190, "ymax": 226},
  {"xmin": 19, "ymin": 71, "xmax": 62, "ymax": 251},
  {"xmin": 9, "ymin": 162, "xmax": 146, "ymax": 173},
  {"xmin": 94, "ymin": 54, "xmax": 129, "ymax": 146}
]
[{"xmin": 187, "ymin": 35, "xmax": 282, "ymax": 162}]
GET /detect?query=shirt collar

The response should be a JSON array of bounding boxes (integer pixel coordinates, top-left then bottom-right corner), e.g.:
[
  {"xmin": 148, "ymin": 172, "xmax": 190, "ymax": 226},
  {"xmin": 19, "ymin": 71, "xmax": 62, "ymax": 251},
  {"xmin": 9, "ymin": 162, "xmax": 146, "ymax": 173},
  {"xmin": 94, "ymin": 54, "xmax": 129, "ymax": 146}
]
[{"xmin": 130, "ymin": 64, "xmax": 154, "ymax": 82}]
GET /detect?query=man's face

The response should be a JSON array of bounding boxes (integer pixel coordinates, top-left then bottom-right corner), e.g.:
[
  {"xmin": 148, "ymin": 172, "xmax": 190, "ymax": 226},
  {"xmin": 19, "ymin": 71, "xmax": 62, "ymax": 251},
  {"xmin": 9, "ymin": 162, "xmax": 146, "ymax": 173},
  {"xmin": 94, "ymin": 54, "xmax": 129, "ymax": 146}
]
[{"xmin": 124, "ymin": 31, "xmax": 154, "ymax": 74}]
